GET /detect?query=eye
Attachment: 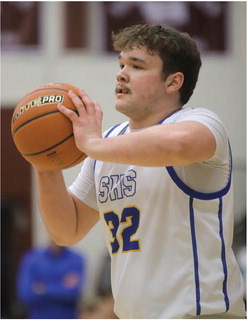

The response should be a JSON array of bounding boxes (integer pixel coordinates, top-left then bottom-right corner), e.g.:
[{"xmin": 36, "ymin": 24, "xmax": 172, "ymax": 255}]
[
  {"xmin": 133, "ymin": 65, "xmax": 143, "ymax": 70},
  {"xmin": 119, "ymin": 64, "xmax": 124, "ymax": 69}
]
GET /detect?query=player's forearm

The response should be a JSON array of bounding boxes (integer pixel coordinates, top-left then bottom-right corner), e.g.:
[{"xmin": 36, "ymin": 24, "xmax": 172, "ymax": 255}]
[
  {"xmin": 35, "ymin": 170, "xmax": 79, "ymax": 245},
  {"xmin": 83, "ymin": 122, "xmax": 215, "ymax": 167},
  {"xmin": 83, "ymin": 125, "xmax": 184, "ymax": 166},
  {"xmin": 83, "ymin": 131, "xmax": 169, "ymax": 166}
]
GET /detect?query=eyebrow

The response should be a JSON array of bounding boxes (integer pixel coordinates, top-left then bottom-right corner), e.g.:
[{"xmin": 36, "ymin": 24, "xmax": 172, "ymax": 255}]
[{"xmin": 118, "ymin": 54, "xmax": 147, "ymax": 64}]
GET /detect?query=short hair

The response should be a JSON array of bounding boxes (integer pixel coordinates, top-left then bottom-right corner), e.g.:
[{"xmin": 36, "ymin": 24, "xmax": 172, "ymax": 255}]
[{"xmin": 112, "ymin": 24, "xmax": 202, "ymax": 105}]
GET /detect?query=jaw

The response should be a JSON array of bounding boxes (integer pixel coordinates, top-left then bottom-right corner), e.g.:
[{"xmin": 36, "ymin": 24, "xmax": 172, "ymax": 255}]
[
  {"xmin": 115, "ymin": 93, "xmax": 131, "ymax": 111},
  {"xmin": 115, "ymin": 98, "xmax": 151, "ymax": 124}
]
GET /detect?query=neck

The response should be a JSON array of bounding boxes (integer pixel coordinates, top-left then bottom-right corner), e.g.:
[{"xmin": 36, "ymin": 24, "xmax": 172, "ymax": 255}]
[{"xmin": 129, "ymin": 105, "xmax": 182, "ymax": 130}]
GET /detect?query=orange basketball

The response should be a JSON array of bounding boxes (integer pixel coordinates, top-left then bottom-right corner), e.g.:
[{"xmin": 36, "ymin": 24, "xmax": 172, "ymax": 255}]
[{"xmin": 11, "ymin": 82, "xmax": 87, "ymax": 170}]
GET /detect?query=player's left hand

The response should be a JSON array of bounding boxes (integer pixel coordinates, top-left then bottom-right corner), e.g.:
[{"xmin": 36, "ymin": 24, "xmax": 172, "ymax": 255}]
[{"xmin": 57, "ymin": 89, "xmax": 103, "ymax": 153}]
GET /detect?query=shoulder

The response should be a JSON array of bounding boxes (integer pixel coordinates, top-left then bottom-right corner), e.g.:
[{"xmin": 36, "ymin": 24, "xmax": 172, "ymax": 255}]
[
  {"xmin": 171, "ymin": 107, "xmax": 223, "ymax": 124},
  {"xmin": 168, "ymin": 107, "xmax": 229, "ymax": 163},
  {"xmin": 169, "ymin": 107, "xmax": 228, "ymax": 142}
]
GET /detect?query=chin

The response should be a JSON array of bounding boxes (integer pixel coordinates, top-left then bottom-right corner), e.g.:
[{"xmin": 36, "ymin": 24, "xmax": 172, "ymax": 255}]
[
  {"xmin": 115, "ymin": 101, "xmax": 125, "ymax": 112},
  {"xmin": 115, "ymin": 103, "xmax": 128, "ymax": 114}
]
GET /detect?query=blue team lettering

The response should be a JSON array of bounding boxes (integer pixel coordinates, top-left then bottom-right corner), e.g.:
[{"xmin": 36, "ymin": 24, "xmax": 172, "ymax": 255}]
[{"xmin": 98, "ymin": 169, "xmax": 137, "ymax": 203}]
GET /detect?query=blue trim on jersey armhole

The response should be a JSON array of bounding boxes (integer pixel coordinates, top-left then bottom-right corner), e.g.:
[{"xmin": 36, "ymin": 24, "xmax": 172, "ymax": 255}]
[
  {"xmin": 166, "ymin": 166, "xmax": 231, "ymax": 200},
  {"xmin": 166, "ymin": 142, "xmax": 232, "ymax": 200},
  {"xmin": 189, "ymin": 197, "xmax": 201, "ymax": 315},
  {"xmin": 160, "ymin": 112, "xmax": 233, "ymax": 200},
  {"xmin": 218, "ymin": 197, "xmax": 230, "ymax": 311}
]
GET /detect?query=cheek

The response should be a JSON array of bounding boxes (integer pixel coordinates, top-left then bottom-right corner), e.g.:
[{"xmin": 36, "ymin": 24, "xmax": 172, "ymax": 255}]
[{"xmin": 134, "ymin": 78, "xmax": 163, "ymax": 101}]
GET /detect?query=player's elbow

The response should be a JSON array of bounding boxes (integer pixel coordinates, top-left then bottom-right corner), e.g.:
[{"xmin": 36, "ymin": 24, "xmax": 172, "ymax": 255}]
[
  {"xmin": 53, "ymin": 239, "xmax": 76, "ymax": 247},
  {"xmin": 49, "ymin": 233, "xmax": 82, "ymax": 247}
]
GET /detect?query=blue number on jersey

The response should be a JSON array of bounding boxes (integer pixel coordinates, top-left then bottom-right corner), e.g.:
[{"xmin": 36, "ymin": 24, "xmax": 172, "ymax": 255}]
[
  {"xmin": 104, "ymin": 211, "xmax": 120, "ymax": 253},
  {"xmin": 104, "ymin": 206, "xmax": 140, "ymax": 254}
]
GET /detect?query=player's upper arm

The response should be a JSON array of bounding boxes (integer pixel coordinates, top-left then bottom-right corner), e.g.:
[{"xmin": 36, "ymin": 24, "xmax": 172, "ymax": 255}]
[{"xmin": 160, "ymin": 120, "xmax": 217, "ymax": 166}]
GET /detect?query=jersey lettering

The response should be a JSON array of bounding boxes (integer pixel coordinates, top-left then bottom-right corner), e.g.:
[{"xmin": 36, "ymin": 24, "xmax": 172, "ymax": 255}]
[
  {"xmin": 98, "ymin": 176, "xmax": 110, "ymax": 203},
  {"xmin": 99, "ymin": 170, "xmax": 136, "ymax": 203},
  {"xmin": 109, "ymin": 174, "xmax": 124, "ymax": 201}
]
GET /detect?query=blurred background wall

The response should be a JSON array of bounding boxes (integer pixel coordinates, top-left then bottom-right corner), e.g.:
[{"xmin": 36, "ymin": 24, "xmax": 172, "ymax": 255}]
[{"xmin": 1, "ymin": 1, "xmax": 246, "ymax": 318}]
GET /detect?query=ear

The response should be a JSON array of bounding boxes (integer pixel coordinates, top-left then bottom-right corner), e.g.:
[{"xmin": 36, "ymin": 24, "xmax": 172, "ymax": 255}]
[{"xmin": 165, "ymin": 72, "xmax": 184, "ymax": 94}]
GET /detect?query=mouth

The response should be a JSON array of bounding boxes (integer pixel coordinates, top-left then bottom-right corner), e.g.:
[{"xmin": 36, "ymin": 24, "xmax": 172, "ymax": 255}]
[{"xmin": 115, "ymin": 84, "xmax": 131, "ymax": 96}]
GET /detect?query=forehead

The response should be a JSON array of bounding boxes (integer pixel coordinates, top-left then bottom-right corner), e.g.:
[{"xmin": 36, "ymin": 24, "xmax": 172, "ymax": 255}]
[{"xmin": 118, "ymin": 46, "xmax": 162, "ymax": 65}]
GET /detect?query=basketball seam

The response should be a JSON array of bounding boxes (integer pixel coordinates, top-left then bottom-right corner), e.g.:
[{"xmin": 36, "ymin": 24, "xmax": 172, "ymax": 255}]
[
  {"xmin": 62, "ymin": 153, "xmax": 85, "ymax": 169},
  {"xmin": 13, "ymin": 109, "xmax": 78, "ymax": 136},
  {"xmin": 13, "ymin": 110, "xmax": 60, "ymax": 135},
  {"xmin": 22, "ymin": 133, "xmax": 74, "ymax": 156}
]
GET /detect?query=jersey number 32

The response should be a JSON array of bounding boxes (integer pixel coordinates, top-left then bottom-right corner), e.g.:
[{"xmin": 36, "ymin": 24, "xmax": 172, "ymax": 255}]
[{"xmin": 104, "ymin": 206, "xmax": 141, "ymax": 254}]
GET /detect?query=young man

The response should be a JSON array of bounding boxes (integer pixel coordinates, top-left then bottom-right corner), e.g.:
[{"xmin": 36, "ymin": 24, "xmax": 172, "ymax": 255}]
[{"xmin": 36, "ymin": 25, "xmax": 245, "ymax": 318}]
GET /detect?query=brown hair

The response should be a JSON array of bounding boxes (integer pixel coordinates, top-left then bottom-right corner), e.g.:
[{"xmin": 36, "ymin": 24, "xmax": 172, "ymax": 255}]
[{"xmin": 112, "ymin": 24, "xmax": 202, "ymax": 105}]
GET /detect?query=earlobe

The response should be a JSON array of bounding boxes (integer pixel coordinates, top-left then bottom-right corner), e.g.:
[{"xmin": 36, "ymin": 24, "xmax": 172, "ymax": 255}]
[{"xmin": 166, "ymin": 72, "xmax": 184, "ymax": 93}]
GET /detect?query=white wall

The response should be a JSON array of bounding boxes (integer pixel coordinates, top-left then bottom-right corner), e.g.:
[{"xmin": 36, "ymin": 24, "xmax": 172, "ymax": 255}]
[{"xmin": 2, "ymin": 2, "xmax": 246, "ymax": 303}]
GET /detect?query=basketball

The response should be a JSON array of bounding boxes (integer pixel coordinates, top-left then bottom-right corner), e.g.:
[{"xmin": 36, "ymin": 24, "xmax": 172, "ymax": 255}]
[{"xmin": 11, "ymin": 82, "xmax": 87, "ymax": 170}]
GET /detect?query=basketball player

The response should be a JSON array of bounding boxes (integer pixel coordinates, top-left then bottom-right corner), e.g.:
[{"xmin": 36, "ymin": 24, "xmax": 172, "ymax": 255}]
[{"xmin": 35, "ymin": 25, "xmax": 246, "ymax": 318}]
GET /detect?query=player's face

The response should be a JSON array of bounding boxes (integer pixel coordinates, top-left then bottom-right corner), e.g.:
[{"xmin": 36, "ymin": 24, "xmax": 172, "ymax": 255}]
[{"xmin": 115, "ymin": 46, "xmax": 167, "ymax": 126}]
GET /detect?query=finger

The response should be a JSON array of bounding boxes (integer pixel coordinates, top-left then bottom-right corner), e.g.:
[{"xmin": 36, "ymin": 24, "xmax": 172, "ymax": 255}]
[
  {"xmin": 57, "ymin": 103, "xmax": 78, "ymax": 122},
  {"xmin": 78, "ymin": 89, "xmax": 96, "ymax": 115},
  {"xmin": 68, "ymin": 90, "xmax": 86, "ymax": 116},
  {"xmin": 95, "ymin": 102, "xmax": 103, "ymax": 119},
  {"xmin": 92, "ymin": 102, "xmax": 103, "ymax": 130}
]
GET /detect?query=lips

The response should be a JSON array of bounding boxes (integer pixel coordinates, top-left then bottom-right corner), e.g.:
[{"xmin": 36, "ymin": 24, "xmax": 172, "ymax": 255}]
[{"xmin": 115, "ymin": 84, "xmax": 131, "ymax": 95}]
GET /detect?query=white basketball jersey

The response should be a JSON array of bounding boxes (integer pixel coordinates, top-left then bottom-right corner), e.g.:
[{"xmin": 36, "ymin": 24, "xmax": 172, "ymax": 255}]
[{"xmin": 69, "ymin": 107, "xmax": 245, "ymax": 318}]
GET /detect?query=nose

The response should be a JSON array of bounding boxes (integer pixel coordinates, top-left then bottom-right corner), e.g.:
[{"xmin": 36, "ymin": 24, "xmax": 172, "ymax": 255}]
[{"xmin": 116, "ymin": 69, "xmax": 129, "ymax": 83}]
